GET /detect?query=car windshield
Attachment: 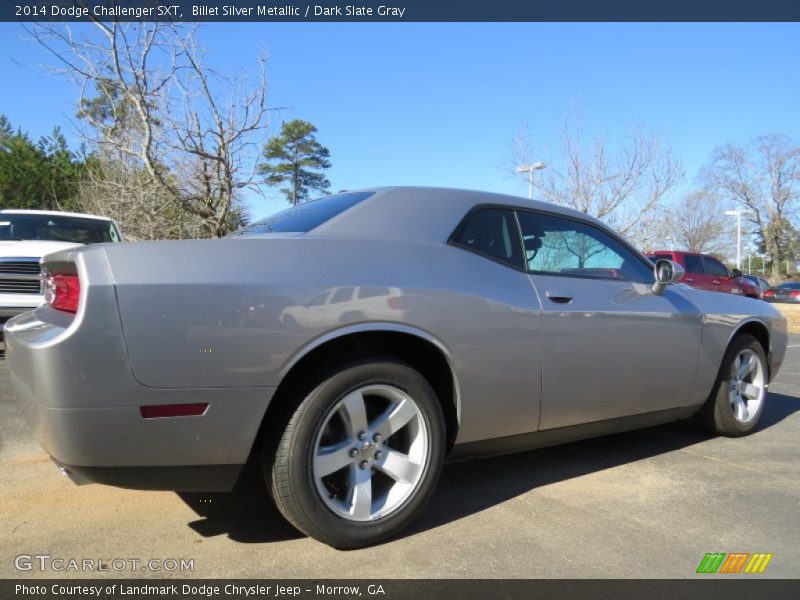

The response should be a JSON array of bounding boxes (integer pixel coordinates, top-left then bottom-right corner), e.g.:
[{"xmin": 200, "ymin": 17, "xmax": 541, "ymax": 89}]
[
  {"xmin": 0, "ymin": 213, "xmax": 121, "ymax": 244},
  {"xmin": 229, "ymin": 191, "xmax": 374, "ymax": 236}
]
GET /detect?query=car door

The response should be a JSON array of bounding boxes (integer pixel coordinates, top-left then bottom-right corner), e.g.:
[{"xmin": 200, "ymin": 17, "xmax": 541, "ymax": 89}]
[
  {"xmin": 682, "ymin": 253, "xmax": 712, "ymax": 291},
  {"xmin": 702, "ymin": 255, "xmax": 736, "ymax": 294},
  {"xmin": 516, "ymin": 210, "xmax": 704, "ymax": 430}
]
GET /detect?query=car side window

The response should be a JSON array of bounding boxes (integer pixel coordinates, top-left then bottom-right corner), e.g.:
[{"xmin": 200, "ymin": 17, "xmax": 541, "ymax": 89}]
[
  {"xmin": 452, "ymin": 208, "xmax": 523, "ymax": 268},
  {"xmin": 516, "ymin": 211, "xmax": 653, "ymax": 282},
  {"xmin": 308, "ymin": 291, "xmax": 330, "ymax": 307},
  {"xmin": 330, "ymin": 287, "xmax": 354, "ymax": 303},
  {"xmin": 684, "ymin": 255, "xmax": 704, "ymax": 274},
  {"xmin": 703, "ymin": 256, "xmax": 729, "ymax": 277},
  {"xmin": 358, "ymin": 286, "xmax": 390, "ymax": 299}
]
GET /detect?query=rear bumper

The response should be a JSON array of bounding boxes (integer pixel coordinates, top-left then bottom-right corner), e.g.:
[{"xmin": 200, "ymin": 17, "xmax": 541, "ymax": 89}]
[
  {"xmin": 5, "ymin": 250, "xmax": 275, "ymax": 492},
  {"xmin": 52, "ymin": 461, "xmax": 243, "ymax": 492},
  {"xmin": 10, "ymin": 361, "xmax": 273, "ymax": 491}
]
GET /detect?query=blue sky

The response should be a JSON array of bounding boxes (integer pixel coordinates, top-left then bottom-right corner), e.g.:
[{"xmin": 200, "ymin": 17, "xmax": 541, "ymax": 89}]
[{"xmin": 1, "ymin": 22, "xmax": 798, "ymax": 220}]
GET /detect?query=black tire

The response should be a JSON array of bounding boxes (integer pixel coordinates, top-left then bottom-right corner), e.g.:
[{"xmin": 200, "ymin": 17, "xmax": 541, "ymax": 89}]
[
  {"xmin": 266, "ymin": 358, "xmax": 445, "ymax": 549},
  {"xmin": 697, "ymin": 334, "xmax": 768, "ymax": 436}
]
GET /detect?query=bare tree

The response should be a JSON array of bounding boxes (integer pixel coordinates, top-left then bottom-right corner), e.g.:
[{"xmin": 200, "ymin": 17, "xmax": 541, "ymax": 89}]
[
  {"xmin": 701, "ymin": 135, "xmax": 800, "ymax": 278},
  {"xmin": 27, "ymin": 21, "xmax": 268, "ymax": 237},
  {"xmin": 77, "ymin": 156, "xmax": 206, "ymax": 241},
  {"xmin": 662, "ymin": 190, "xmax": 734, "ymax": 255},
  {"xmin": 508, "ymin": 110, "xmax": 683, "ymax": 248}
]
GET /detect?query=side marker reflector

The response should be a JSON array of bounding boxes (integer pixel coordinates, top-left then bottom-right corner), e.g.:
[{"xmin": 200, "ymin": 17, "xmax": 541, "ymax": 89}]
[{"xmin": 140, "ymin": 403, "xmax": 209, "ymax": 419}]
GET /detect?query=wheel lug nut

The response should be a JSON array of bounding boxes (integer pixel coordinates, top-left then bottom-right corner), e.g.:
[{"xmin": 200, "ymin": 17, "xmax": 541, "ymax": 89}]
[
  {"xmin": 374, "ymin": 450, "xmax": 383, "ymax": 460},
  {"xmin": 357, "ymin": 431, "xmax": 367, "ymax": 441},
  {"xmin": 349, "ymin": 448, "xmax": 359, "ymax": 458},
  {"xmin": 373, "ymin": 433, "xmax": 382, "ymax": 443},
  {"xmin": 359, "ymin": 460, "xmax": 369, "ymax": 470}
]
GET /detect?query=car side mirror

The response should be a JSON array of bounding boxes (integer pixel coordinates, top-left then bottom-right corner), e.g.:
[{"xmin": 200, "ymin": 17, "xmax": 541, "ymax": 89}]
[
  {"xmin": 652, "ymin": 259, "xmax": 684, "ymax": 295},
  {"xmin": 730, "ymin": 268, "xmax": 743, "ymax": 279}
]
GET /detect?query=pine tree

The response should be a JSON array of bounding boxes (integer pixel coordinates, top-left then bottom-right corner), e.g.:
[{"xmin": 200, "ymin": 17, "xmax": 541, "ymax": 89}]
[{"xmin": 259, "ymin": 119, "xmax": 332, "ymax": 206}]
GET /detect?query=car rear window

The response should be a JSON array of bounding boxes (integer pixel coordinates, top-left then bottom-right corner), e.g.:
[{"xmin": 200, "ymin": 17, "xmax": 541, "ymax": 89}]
[
  {"xmin": 0, "ymin": 213, "xmax": 121, "ymax": 244},
  {"xmin": 648, "ymin": 254, "xmax": 672, "ymax": 263},
  {"xmin": 229, "ymin": 191, "xmax": 374, "ymax": 236}
]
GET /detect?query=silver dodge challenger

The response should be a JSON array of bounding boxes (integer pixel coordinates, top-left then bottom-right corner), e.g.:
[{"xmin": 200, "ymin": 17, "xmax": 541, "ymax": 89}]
[{"xmin": 6, "ymin": 187, "xmax": 788, "ymax": 548}]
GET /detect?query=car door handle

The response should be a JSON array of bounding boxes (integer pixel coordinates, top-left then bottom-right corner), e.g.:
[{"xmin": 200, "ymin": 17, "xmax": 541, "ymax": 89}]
[
  {"xmin": 712, "ymin": 280, "xmax": 721, "ymax": 285},
  {"xmin": 685, "ymin": 278, "xmax": 694, "ymax": 282},
  {"xmin": 545, "ymin": 290, "xmax": 573, "ymax": 304}
]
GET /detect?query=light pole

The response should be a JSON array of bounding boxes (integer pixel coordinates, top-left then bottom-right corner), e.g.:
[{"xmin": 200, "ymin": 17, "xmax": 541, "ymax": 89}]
[
  {"xmin": 725, "ymin": 209, "xmax": 751, "ymax": 270},
  {"xmin": 516, "ymin": 161, "xmax": 546, "ymax": 199}
]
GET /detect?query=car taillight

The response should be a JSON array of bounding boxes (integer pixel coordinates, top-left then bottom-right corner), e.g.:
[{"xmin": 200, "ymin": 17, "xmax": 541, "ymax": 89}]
[
  {"xmin": 44, "ymin": 273, "xmax": 81, "ymax": 313},
  {"xmin": 791, "ymin": 291, "xmax": 800, "ymax": 298},
  {"xmin": 765, "ymin": 290, "xmax": 774, "ymax": 297}
]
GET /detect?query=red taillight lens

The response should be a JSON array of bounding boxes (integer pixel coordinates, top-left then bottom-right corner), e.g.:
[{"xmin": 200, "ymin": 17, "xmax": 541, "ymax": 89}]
[
  {"xmin": 791, "ymin": 291, "xmax": 800, "ymax": 298},
  {"xmin": 765, "ymin": 290, "xmax": 775, "ymax": 297},
  {"xmin": 45, "ymin": 274, "xmax": 81, "ymax": 313},
  {"xmin": 140, "ymin": 403, "xmax": 209, "ymax": 419}
]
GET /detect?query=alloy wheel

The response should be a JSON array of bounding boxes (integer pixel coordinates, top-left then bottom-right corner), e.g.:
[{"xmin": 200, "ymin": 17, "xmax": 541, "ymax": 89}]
[
  {"xmin": 312, "ymin": 384, "xmax": 429, "ymax": 522},
  {"xmin": 727, "ymin": 348, "xmax": 766, "ymax": 424}
]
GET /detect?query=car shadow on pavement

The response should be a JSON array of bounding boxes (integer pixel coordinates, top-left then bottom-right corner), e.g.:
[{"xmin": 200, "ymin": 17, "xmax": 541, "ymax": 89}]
[
  {"xmin": 757, "ymin": 392, "xmax": 799, "ymax": 428},
  {"xmin": 410, "ymin": 391, "xmax": 800, "ymax": 539},
  {"xmin": 178, "ymin": 391, "xmax": 799, "ymax": 546},
  {"xmin": 179, "ymin": 465, "xmax": 304, "ymax": 543}
]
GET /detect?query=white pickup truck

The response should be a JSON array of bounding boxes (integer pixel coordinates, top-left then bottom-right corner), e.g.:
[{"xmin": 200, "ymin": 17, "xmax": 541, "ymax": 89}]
[{"xmin": 0, "ymin": 209, "xmax": 123, "ymax": 350}]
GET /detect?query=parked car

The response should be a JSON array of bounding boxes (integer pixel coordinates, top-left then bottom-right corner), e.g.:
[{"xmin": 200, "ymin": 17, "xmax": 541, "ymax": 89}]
[
  {"xmin": 764, "ymin": 281, "xmax": 800, "ymax": 303},
  {"xmin": 742, "ymin": 274, "xmax": 771, "ymax": 299},
  {"xmin": 6, "ymin": 188, "xmax": 787, "ymax": 549},
  {"xmin": 644, "ymin": 250, "xmax": 761, "ymax": 298},
  {"xmin": 0, "ymin": 209, "xmax": 122, "ymax": 350},
  {"xmin": 280, "ymin": 285, "xmax": 405, "ymax": 329}
]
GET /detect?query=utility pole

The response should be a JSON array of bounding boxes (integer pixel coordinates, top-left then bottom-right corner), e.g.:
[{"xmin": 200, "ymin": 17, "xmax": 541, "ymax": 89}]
[
  {"xmin": 725, "ymin": 209, "xmax": 751, "ymax": 270},
  {"xmin": 516, "ymin": 162, "xmax": 546, "ymax": 199}
]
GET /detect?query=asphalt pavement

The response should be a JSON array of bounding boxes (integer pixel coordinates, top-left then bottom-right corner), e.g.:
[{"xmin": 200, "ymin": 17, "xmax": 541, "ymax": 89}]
[{"xmin": 1, "ymin": 335, "xmax": 799, "ymax": 578}]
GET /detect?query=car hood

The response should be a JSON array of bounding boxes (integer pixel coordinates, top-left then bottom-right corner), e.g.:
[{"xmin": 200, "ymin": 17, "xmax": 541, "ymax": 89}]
[{"xmin": 0, "ymin": 240, "xmax": 83, "ymax": 259}]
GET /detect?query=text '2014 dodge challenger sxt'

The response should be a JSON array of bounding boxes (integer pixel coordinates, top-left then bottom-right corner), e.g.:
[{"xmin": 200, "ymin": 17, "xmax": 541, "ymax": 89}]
[{"xmin": 6, "ymin": 187, "xmax": 787, "ymax": 548}]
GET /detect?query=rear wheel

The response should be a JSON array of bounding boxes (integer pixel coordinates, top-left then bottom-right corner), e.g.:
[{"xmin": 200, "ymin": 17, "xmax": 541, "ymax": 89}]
[
  {"xmin": 267, "ymin": 359, "xmax": 445, "ymax": 548},
  {"xmin": 698, "ymin": 334, "xmax": 768, "ymax": 436}
]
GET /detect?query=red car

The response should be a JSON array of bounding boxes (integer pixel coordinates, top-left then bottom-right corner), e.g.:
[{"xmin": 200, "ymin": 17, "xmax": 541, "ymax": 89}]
[{"xmin": 645, "ymin": 251, "xmax": 761, "ymax": 298}]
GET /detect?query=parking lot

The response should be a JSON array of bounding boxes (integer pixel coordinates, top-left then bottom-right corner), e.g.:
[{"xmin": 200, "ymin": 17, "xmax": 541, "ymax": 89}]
[{"xmin": 1, "ymin": 336, "xmax": 798, "ymax": 579}]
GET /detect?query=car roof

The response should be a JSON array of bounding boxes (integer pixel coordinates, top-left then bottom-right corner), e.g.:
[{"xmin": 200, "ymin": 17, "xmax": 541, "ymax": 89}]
[
  {"xmin": 310, "ymin": 186, "xmax": 622, "ymax": 244},
  {"xmin": 645, "ymin": 250, "xmax": 703, "ymax": 256},
  {"xmin": 0, "ymin": 209, "xmax": 113, "ymax": 221}
]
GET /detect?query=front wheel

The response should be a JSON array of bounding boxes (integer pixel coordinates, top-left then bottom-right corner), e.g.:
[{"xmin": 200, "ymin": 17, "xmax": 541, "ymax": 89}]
[
  {"xmin": 267, "ymin": 359, "xmax": 445, "ymax": 549},
  {"xmin": 697, "ymin": 334, "xmax": 768, "ymax": 436}
]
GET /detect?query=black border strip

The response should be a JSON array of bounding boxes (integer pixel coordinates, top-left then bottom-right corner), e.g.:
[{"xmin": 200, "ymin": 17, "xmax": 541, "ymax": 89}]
[
  {"xmin": 3, "ymin": 0, "xmax": 800, "ymax": 22},
  {"xmin": 3, "ymin": 579, "xmax": 800, "ymax": 599}
]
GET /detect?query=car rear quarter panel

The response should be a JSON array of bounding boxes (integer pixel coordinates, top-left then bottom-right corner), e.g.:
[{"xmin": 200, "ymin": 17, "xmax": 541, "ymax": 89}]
[
  {"xmin": 6, "ymin": 246, "xmax": 272, "ymax": 468},
  {"xmin": 104, "ymin": 237, "xmax": 544, "ymax": 443}
]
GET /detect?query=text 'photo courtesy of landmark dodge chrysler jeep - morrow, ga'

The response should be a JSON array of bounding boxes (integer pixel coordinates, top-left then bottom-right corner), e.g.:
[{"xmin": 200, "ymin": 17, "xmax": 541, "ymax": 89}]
[
  {"xmin": 0, "ymin": 209, "xmax": 122, "ymax": 350},
  {"xmin": 5, "ymin": 187, "xmax": 787, "ymax": 548}
]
